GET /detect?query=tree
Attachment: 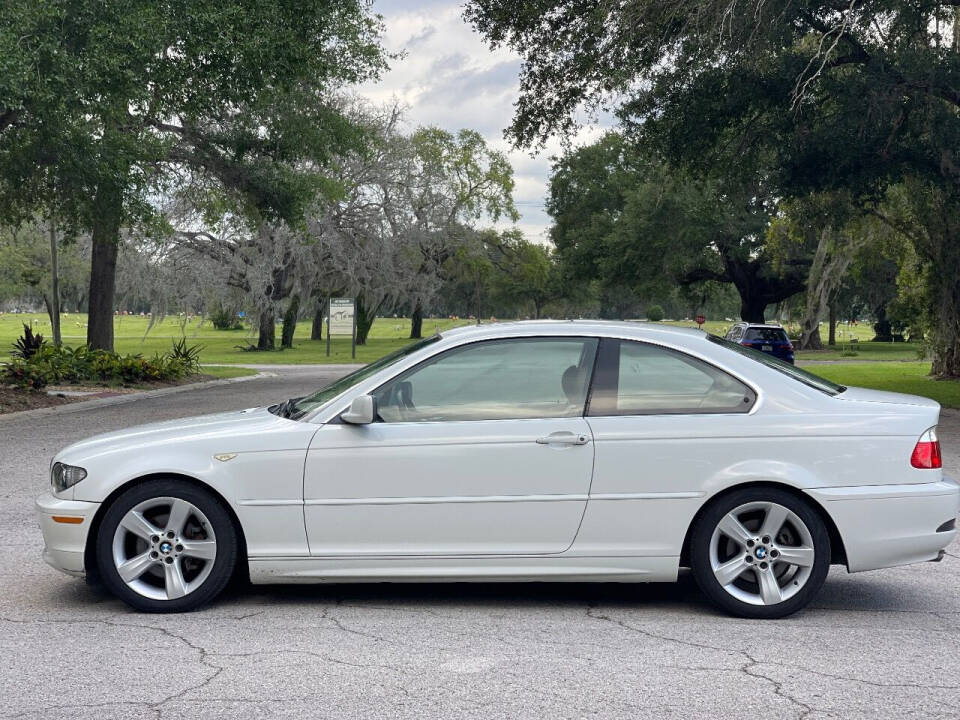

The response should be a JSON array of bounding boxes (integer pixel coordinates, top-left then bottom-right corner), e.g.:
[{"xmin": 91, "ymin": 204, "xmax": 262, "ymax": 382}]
[
  {"xmin": 488, "ymin": 232, "xmax": 558, "ymax": 319},
  {"xmin": 0, "ymin": 222, "xmax": 87, "ymax": 323},
  {"xmin": 466, "ymin": 0, "xmax": 960, "ymax": 375},
  {"xmin": 0, "ymin": 0, "xmax": 387, "ymax": 350},
  {"xmin": 393, "ymin": 128, "xmax": 518, "ymax": 338},
  {"xmin": 548, "ymin": 134, "xmax": 808, "ymax": 322},
  {"xmin": 767, "ymin": 194, "xmax": 887, "ymax": 350}
]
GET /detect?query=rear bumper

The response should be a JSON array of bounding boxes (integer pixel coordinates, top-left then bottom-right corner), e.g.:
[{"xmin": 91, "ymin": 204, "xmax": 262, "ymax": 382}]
[
  {"xmin": 808, "ymin": 479, "xmax": 959, "ymax": 572},
  {"xmin": 35, "ymin": 492, "xmax": 99, "ymax": 577}
]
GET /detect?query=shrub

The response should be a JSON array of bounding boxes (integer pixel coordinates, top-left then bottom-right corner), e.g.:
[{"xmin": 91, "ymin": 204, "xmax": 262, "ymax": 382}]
[
  {"xmin": 12, "ymin": 323, "xmax": 46, "ymax": 360},
  {"xmin": 646, "ymin": 305, "xmax": 665, "ymax": 322},
  {"xmin": 209, "ymin": 306, "xmax": 243, "ymax": 330},
  {"xmin": 169, "ymin": 337, "xmax": 204, "ymax": 374},
  {"xmin": 1, "ymin": 341, "xmax": 202, "ymax": 391}
]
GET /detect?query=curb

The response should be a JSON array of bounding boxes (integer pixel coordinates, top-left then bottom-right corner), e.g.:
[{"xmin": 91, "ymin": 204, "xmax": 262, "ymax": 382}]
[
  {"xmin": 0, "ymin": 371, "xmax": 274, "ymax": 423},
  {"xmin": 210, "ymin": 363, "xmax": 364, "ymax": 371}
]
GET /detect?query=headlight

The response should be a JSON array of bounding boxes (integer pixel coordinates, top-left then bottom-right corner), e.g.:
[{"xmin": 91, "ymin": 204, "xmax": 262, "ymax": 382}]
[{"xmin": 51, "ymin": 462, "xmax": 87, "ymax": 492}]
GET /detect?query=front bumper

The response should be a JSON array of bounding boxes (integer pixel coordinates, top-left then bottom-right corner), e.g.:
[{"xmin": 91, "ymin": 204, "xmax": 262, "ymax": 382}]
[
  {"xmin": 808, "ymin": 479, "xmax": 959, "ymax": 572},
  {"xmin": 36, "ymin": 492, "xmax": 99, "ymax": 577}
]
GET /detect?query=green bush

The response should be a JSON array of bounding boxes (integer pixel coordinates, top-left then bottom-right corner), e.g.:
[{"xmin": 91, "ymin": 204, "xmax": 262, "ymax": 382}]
[
  {"xmin": 646, "ymin": 305, "xmax": 665, "ymax": 322},
  {"xmin": 209, "ymin": 306, "xmax": 243, "ymax": 330},
  {"xmin": 1, "ymin": 342, "xmax": 201, "ymax": 390}
]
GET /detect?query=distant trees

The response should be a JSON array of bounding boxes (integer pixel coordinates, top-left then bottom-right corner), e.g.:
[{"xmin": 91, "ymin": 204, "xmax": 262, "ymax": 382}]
[
  {"xmin": 147, "ymin": 102, "xmax": 522, "ymax": 347},
  {"xmin": 0, "ymin": 0, "xmax": 388, "ymax": 351},
  {"xmin": 467, "ymin": 0, "xmax": 960, "ymax": 376},
  {"xmin": 547, "ymin": 133, "xmax": 808, "ymax": 323}
]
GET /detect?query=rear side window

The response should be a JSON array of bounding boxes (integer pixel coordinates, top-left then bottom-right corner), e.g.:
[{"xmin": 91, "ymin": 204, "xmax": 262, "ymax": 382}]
[
  {"xmin": 588, "ymin": 339, "xmax": 755, "ymax": 416},
  {"xmin": 708, "ymin": 335, "xmax": 846, "ymax": 395},
  {"xmin": 744, "ymin": 328, "xmax": 789, "ymax": 342}
]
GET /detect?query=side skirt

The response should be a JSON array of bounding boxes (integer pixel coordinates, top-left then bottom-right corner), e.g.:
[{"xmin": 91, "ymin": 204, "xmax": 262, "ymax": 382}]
[{"xmin": 248, "ymin": 555, "xmax": 679, "ymax": 584}]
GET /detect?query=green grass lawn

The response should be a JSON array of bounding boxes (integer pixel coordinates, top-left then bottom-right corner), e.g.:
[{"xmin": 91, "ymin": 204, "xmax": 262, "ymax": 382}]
[
  {"xmin": 0, "ymin": 313, "xmax": 475, "ymax": 365},
  {"xmin": 799, "ymin": 361, "xmax": 960, "ymax": 409}
]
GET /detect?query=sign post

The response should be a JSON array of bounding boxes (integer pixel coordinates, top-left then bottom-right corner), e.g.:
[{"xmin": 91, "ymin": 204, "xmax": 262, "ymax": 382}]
[
  {"xmin": 327, "ymin": 297, "xmax": 356, "ymax": 358},
  {"xmin": 695, "ymin": 314, "xmax": 706, "ymax": 329}
]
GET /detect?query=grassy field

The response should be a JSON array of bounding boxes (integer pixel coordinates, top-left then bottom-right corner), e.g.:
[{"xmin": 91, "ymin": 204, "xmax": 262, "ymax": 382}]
[
  {"xmin": 0, "ymin": 313, "xmax": 475, "ymax": 365},
  {"xmin": 3, "ymin": 312, "xmax": 956, "ymax": 408},
  {"xmin": 807, "ymin": 362, "xmax": 960, "ymax": 409}
]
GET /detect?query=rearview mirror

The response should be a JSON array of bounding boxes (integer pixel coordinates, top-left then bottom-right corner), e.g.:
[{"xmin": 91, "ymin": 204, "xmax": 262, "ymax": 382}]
[{"xmin": 341, "ymin": 395, "xmax": 376, "ymax": 425}]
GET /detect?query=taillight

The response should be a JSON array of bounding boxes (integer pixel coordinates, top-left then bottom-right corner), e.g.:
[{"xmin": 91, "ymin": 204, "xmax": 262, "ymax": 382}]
[{"xmin": 911, "ymin": 428, "xmax": 942, "ymax": 469}]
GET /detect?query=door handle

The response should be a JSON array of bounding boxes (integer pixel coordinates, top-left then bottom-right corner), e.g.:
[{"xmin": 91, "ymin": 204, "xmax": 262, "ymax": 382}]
[{"xmin": 536, "ymin": 432, "xmax": 589, "ymax": 446}]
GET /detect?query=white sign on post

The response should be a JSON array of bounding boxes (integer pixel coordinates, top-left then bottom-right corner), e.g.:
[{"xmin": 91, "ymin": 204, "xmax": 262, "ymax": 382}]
[
  {"xmin": 329, "ymin": 297, "xmax": 355, "ymax": 335},
  {"xmin": 327, "ymin": 297, "xmax": 357, "ymax": 359}
]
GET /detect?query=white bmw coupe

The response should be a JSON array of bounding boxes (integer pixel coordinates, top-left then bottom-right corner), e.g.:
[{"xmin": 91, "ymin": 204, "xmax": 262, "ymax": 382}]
[{"xmin": 37, "ymin": 321, "xmax": 957, "ymax": 617}]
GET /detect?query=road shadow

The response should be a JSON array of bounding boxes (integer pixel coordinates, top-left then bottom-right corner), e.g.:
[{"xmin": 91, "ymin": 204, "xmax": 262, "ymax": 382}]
[{"xmin": 46, "ymin": 567, "xmax": 950, "ymax": 619}]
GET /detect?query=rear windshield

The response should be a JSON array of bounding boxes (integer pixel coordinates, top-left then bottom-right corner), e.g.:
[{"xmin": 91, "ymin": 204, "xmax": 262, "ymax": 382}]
[
  {"xmin": 744, "ymin": 328, "xmax": 789, "ymax": 342},
  {"xmin": 707, "ymin": 335, "xmax": 846, "ymax": 396}
]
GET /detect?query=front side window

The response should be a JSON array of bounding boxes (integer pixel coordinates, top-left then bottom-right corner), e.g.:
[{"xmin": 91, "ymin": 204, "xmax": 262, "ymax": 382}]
[
  {"xmin": 286, "ymin": 336, "xmax": 441, "ymax": 419},
  {"xmin": 373, "ymin": 337, "xmax": 599, "ymax": 422},
  {"xmin": 588, "ymin": 339, "xmax": 755, "ymax": 415}
]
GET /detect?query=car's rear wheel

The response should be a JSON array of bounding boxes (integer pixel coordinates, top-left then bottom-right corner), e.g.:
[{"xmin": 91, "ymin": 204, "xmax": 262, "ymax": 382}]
[
  {"xmin": 690, "ymin": 487, "xmax": 830, "ymax": 619},
  {"xmin": 95, "ymin": 479, "xmax": 237, "ymax": 613}
]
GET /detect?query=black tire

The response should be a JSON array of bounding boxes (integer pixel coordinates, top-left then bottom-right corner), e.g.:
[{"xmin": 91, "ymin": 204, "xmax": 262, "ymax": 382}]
[
  {"xmin": 690, "ymin": 487, "xmax": 830, "ymax": 619},
  {"xmin": 95, "ymin": 479, "xmax": 238, "ymax": 613}
]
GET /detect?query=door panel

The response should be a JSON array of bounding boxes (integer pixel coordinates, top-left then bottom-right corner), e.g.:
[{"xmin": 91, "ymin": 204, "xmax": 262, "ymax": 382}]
[{"xmin": 304, "ymin": 417, "xmax": 594, "ymax": 555}]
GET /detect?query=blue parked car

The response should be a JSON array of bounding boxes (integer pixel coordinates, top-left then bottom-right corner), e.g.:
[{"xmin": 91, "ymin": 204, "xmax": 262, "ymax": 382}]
[{"xmin": 724, "ymin": 323, "xmax": 795, "ymax": 364}]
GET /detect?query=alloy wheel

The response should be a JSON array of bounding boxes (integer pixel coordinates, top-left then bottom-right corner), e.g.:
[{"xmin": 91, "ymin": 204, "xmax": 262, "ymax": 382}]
[
  {"xmin": 708, "ymin": 501, "xmax": 815, "ymax": 606},
  {"xmin": 111, "ymin": 496, "xmax": 218, "ymax": 601}
]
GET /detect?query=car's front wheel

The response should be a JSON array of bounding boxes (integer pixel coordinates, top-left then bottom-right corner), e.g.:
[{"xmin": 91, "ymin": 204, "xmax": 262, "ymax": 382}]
[
  {"xmin": 95, "ymin": 479, "xmax": 237, "ymax": 612},
  {"xmin": 690, "ymin": 487, "xmax": 830, "ymax": 619}
]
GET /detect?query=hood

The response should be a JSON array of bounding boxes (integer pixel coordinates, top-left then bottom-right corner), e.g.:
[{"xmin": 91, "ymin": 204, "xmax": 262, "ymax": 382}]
[
  {"xmin": 55, "ymin": 406, "xmax": 311, "ymax": 465},
  {"xmin": 836, "ymin": 386, "xmax": 941, "ymax": 410}
]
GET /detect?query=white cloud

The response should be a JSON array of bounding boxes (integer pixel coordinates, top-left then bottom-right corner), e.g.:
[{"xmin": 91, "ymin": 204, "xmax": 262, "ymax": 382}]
[{"xmin": 361, "ymin": 1, "xmax": 612, "ymax": 244}]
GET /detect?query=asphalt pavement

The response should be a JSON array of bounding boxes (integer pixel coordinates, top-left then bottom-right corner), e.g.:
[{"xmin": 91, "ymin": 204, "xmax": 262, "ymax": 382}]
[{"xmin": 2, "ymin": 366, "xmax": 959, "ymax": 719}]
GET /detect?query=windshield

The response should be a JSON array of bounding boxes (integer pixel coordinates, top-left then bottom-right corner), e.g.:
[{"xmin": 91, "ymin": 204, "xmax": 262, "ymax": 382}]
[
  {"xmin": 707, "ymin": 335, "xmax": 846, "ymax": 396},
  {"xmin": 281, "ymin": 336, "xmax": 441, "ymax": 420}
]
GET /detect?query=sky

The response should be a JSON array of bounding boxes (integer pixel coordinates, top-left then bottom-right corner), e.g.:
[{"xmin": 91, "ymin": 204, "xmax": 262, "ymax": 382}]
[{"xmin": 361, "ymin": 0, "xmax": 607, "ymax": 243}]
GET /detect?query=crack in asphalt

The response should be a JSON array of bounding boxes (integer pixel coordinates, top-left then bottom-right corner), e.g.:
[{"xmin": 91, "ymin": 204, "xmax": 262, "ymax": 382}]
[
  {"xmin": 0, "ymin": 608, "xmax": 425, "ymax": 719},
  {"xmin": 582, "ymin": 605, "xmax": 960, "ymax": 718}
]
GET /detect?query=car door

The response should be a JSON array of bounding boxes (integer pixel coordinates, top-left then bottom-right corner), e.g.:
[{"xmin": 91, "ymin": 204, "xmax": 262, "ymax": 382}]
[
  {"xmin": 576, "ymin": 337, "xmax": 757, "ymax": 556},
  {"xmin": 303, "ymin": 336, "xmax": 598, "ymax": 556}
]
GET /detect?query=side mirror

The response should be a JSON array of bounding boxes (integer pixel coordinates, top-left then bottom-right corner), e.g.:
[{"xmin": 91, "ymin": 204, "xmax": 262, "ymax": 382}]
[{"xmin": 341, "ymin": 395, "xmax": 376, "ymax": 425}]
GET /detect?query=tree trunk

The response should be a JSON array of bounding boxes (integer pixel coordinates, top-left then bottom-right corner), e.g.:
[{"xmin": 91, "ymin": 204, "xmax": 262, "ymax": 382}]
[
  {"xmin": 86, "ymin": 183, "xmax": 124, "ymax": 351},
  {"xmin": 355, "ymin": 296, "xmax": 378, "ymax": 345},
  {"xmin": 87, "ymin": 231, "xmax": 120, "ymax": 350},
  {"xmin": 739, "ymin": 295, "xmax": 767, "ymax": 323},
  {"xmin": 410, "ymin": 302, "xmax": 423, "ymax": 339},
  {"xmin": 871, "ymin": 308, "xmax": 892, "ymax": 342},
  {"xmin": 257, "ymin": 311, "xmax": 275, "ymax": 350},
  {"xmin": 281, "ymin": 294, "xmax": 300, "ymax": 349},
  {"xmin": 828, "ymin": 303, "xmax": 837, "ymax": 346},
  {"xmin": 804, "ymin": 326, "xmax": 824, "ymax": 350},
  {"xmin": 311, "ymin": 301, "xmax": 324, "ymax": 340},
  {"xmin": 49, "ymin": 220, "xmax": 61, "ymax": 347},
  {"xmin": 929, "ymin": 264, "xmax": 960, "ymax": 378}
]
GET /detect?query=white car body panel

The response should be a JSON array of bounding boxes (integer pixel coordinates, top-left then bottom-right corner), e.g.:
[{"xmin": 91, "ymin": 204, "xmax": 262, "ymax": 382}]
[
  {"xmin": 37, "ymin": 321, "xmax": 959, "ymax": 587},
  {"xmin": 303, "ymin": 417, "xmax": 593, "ymax": 555}
]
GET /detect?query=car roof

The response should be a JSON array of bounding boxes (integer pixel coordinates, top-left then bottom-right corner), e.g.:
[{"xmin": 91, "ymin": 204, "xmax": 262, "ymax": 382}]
[
  {"xmin": 440, "ymin": 319, "xmax": 708, "ymax": 341},
  {"xmin": 736, "ymin": 323, "xmax": 785, "ymax": 329}
]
